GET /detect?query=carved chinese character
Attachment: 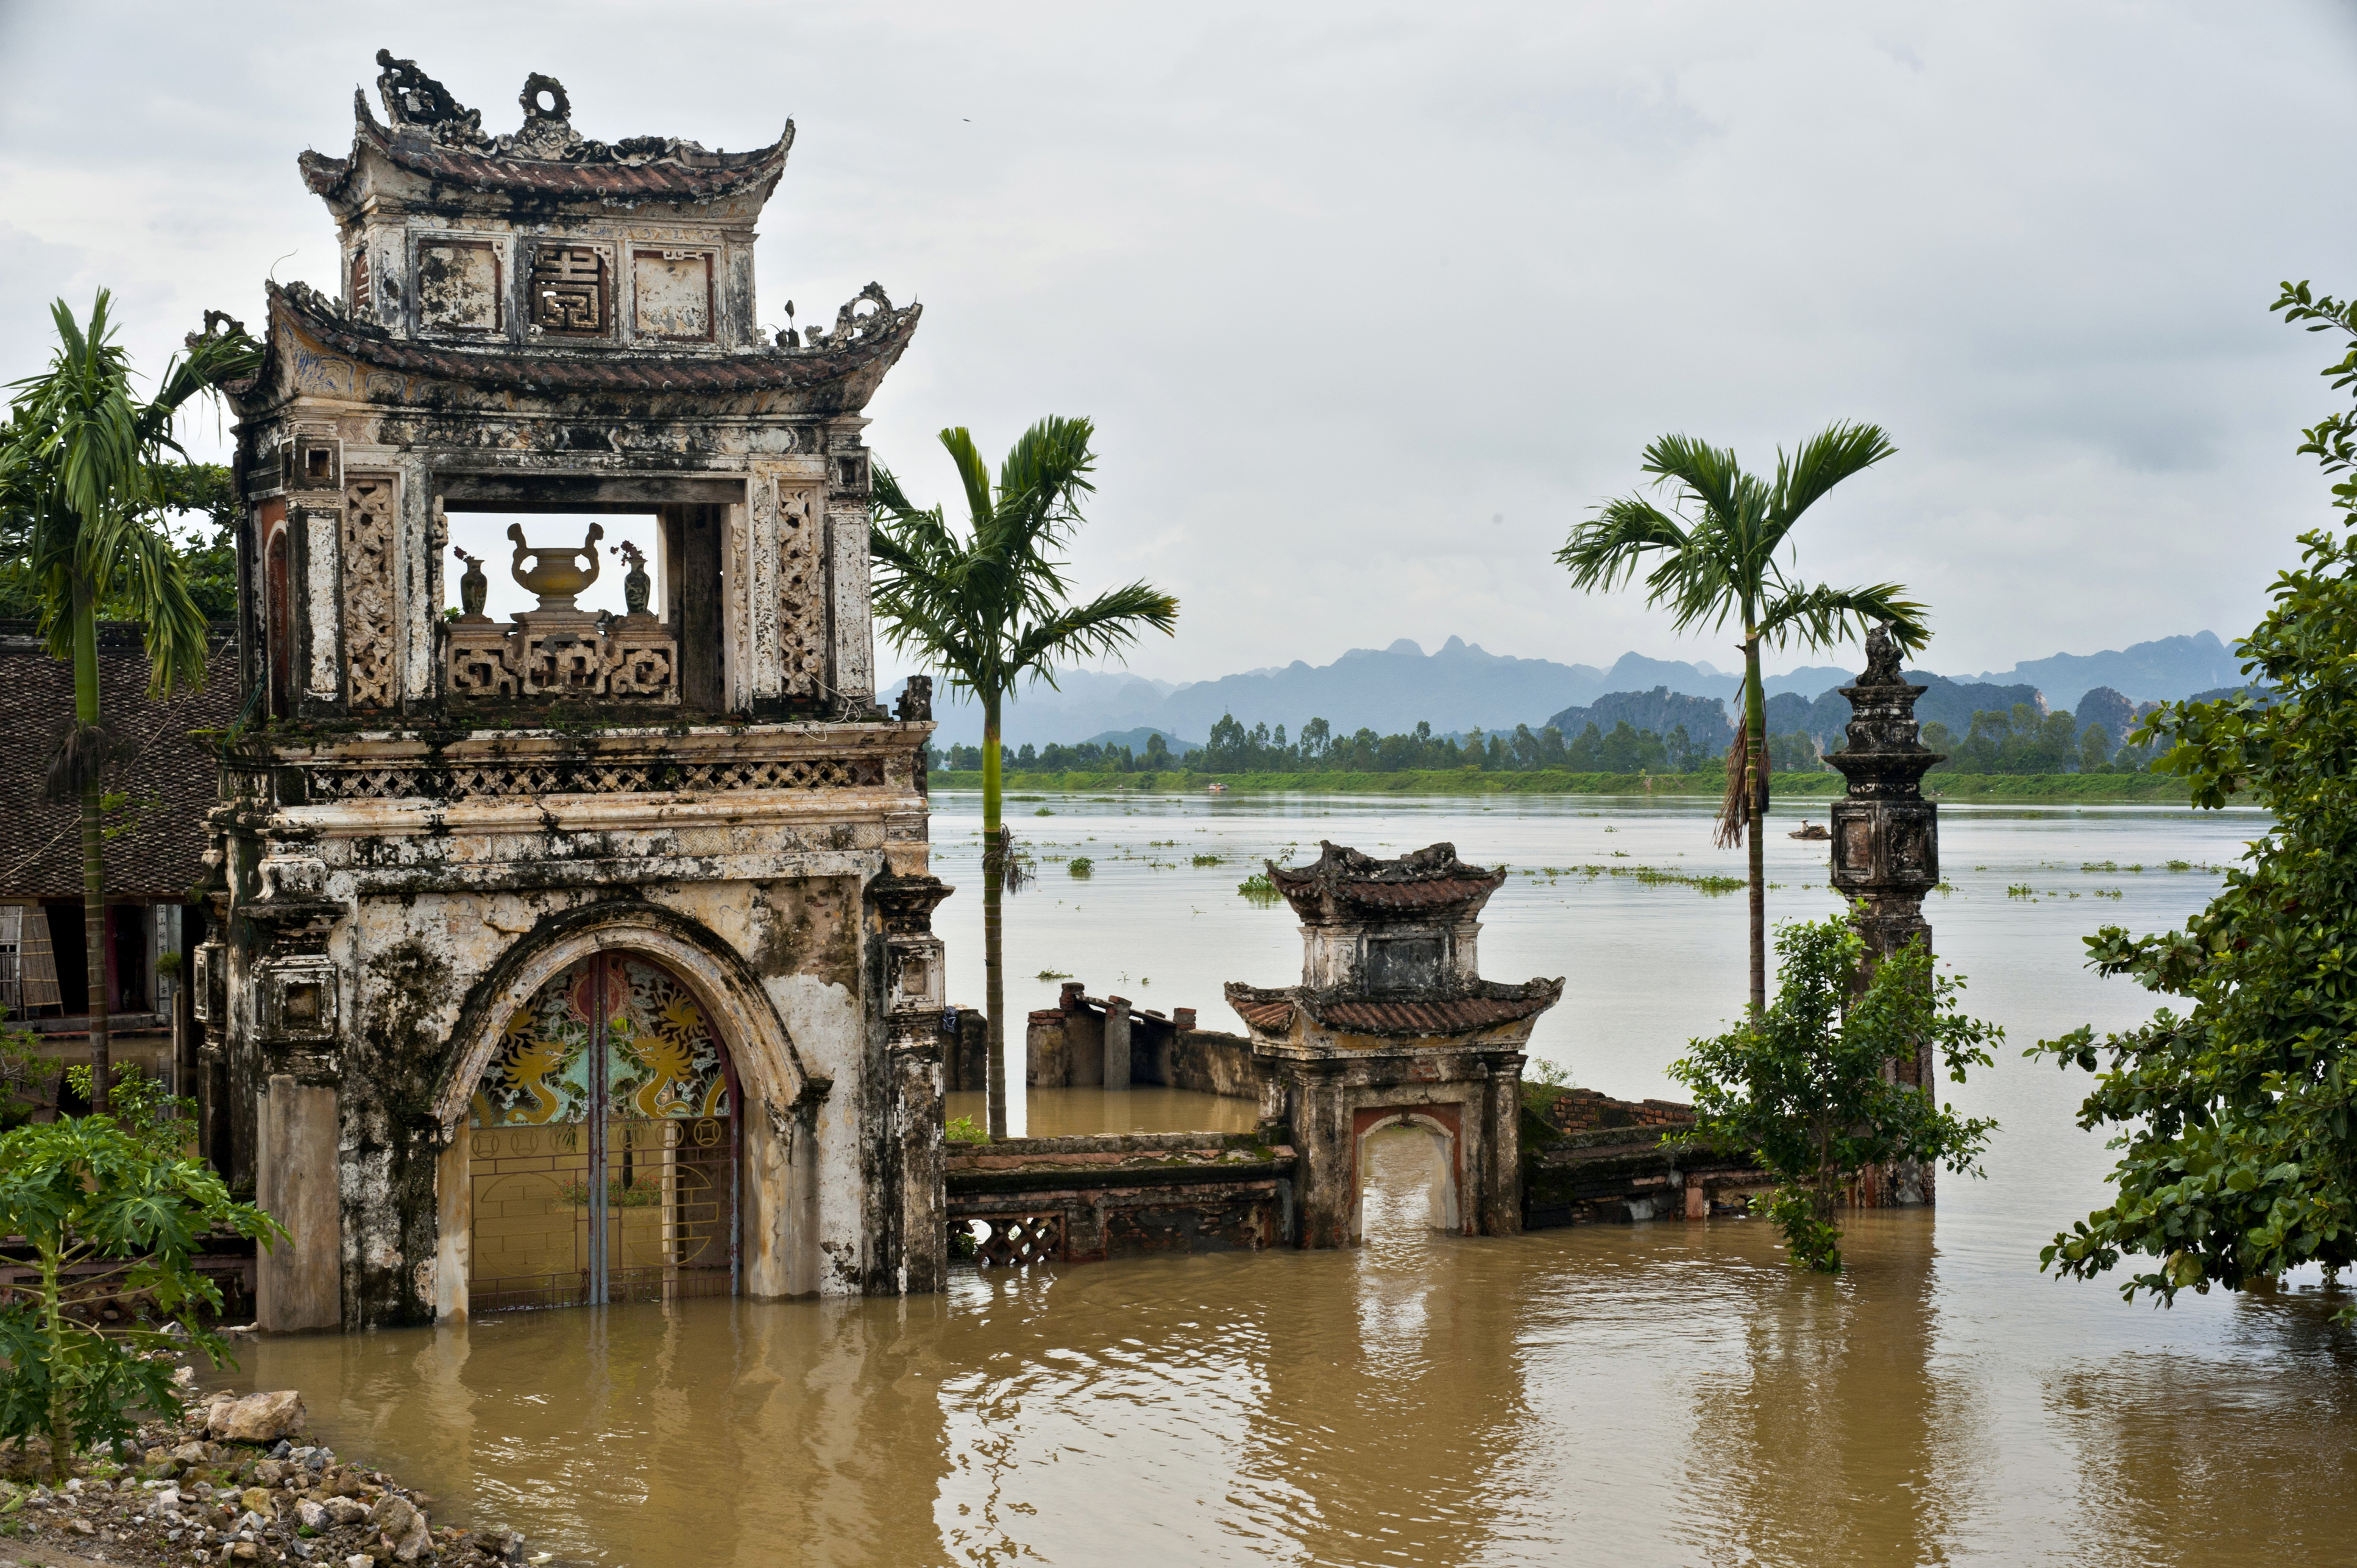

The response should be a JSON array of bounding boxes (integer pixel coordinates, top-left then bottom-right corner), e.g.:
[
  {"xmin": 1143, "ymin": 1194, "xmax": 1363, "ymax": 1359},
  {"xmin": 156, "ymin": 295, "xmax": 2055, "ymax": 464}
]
[{"xmin": 531, "ymin": 247, "xmax": 605, "ymax": 333}]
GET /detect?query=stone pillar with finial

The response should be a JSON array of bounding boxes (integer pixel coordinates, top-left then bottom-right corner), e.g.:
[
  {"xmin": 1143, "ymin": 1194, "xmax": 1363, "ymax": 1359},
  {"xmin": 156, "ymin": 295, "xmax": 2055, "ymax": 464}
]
[{"xmin": 1824, "ymin": 623, "xmax": 1943, "ymax": 1204}]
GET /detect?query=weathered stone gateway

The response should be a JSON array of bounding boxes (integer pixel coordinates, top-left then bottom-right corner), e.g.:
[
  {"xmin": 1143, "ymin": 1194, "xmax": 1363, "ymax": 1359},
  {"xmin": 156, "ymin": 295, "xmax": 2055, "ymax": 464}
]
[
  {"xmin": 191, "ymin": 52, "xmax": 1946, "ymax": 1333},
  {"xmin": 196, "ymin": 52, "xmax": 948, "ymax": 1329},
  {"xmin": 1227, "ymin": 843, "xmax": 1562, "ymax": 1246}
]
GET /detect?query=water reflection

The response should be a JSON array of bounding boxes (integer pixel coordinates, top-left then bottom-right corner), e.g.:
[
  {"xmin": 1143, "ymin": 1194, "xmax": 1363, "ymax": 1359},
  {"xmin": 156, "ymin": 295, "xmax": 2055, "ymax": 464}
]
[{"xmin": 1674, "ymin": 1213, "xmax": 1953, "ymax": 1566}]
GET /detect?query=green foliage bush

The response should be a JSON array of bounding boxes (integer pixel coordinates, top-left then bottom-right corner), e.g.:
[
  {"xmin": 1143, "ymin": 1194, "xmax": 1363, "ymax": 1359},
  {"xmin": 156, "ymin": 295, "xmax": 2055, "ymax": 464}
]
[
  {"xmin": 0, "ymin": 1117, "xmax": 282, "ymax": 1478},
  {"xmin": 2033, "ymin": 281, "xmax": 2357, "ymax": 1318},
  {"xmin": 1669, "ymin": 916, "xmax": 2000, "ymax": 1272}
]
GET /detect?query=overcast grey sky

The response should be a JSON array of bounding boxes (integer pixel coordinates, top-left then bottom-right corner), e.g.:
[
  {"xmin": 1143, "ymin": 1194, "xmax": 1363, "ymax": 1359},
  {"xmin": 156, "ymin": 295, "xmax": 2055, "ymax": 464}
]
[{"xmin": 4, "ymin": 2, "xmax": 2352, "ymax": 684}]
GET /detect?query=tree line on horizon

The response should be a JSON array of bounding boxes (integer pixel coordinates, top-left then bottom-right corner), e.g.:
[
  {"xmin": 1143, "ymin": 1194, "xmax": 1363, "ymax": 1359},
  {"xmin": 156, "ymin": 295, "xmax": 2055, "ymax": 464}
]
[{"xmin": 937, "ymin": 700, "xmax": 2160, "ymax": 777}]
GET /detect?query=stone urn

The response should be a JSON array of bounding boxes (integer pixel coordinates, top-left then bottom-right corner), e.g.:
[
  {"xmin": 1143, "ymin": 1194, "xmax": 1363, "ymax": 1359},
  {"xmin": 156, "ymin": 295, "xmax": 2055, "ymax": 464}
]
[
  {"xmin": 617, "ymin": 539, "xmax": 653, "ymax": 618},
  {"xmin": 507, "ymin": 521, "xmax": 604, "ymax": 613},
  {"xmin": 452, "ymin": 546, "xmax": 491, "ymax": 621}
]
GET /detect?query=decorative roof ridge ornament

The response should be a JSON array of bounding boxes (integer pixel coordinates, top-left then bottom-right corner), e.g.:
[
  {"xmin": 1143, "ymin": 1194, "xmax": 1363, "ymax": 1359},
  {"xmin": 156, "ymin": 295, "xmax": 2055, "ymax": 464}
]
[
  {"xmin": 790, "ymin": 283, "xmax": 905, "ymax": 353},
  {"xmin": 1829, "ymin": 621, "xmax": 1943, "ymax": 799},
  {"xmin": 374, "ymin": 48, "xmax": 481, "ymax": 140},
  {"xmin": 351, "ymin": 47, "xmax": 792, "ymax": 171},
  {"xmin": 1262, "ymin": 839, "xmax": 1509, "ymax": 925},
  {"xmin": 1271, "ymin": 839, "xmax": 1497, "ymax": 886},
  {"xmin": 1854, "ymin": 621, "xmax": 1909, "ymax": 688}
]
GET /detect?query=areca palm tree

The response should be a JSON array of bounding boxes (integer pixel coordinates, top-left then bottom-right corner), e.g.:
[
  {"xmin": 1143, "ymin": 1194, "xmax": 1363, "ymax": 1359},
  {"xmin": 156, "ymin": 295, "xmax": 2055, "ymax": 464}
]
[
  {"xmin": 1557, "ymin": 423, "xmax": 1929, "ymax": 1017},
  {"xmin": 870, "ymin": 417, "xmax": 1178, "ymax": 1137},
  {"xmin": 1, "ymin": 292, "xmax": 258, "ymax": 1112}
]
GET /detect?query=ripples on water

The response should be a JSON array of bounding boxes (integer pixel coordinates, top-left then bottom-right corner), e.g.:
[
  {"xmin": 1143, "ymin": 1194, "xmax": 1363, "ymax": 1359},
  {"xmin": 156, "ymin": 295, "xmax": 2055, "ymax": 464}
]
[{"xmin": 214, "ymin": 794, "xmax": 2357, "ymax": 1566}]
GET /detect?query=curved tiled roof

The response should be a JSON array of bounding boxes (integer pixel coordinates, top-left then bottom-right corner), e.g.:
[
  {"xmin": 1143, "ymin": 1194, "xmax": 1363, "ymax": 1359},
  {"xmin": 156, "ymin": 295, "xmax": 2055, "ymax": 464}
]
[
  {"xmin": 260, "ymin": 282, "xmax": 918, "ymax": 400},
  {"xmin": 1223, "ymin": 977, "xmax": 1564, "ymax": 1040},
  {"xmin": 301, "ymin": 93, "xmax": 792, "ymax": 207},
  {"xmin": 1233, "ymin": 997, "xmax": 1298, "ymax": 1033},
  {"xmin": 1310, "ymin": 990, "xmax": 1559, "ymax": 1034}
]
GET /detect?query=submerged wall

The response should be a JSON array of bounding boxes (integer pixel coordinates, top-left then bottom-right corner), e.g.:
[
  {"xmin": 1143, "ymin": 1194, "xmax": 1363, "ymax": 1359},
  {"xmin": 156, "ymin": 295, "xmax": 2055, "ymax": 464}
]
[{"xmin": 1025, "ymin": 983, "xmax": 1261, "ymax": 1099}]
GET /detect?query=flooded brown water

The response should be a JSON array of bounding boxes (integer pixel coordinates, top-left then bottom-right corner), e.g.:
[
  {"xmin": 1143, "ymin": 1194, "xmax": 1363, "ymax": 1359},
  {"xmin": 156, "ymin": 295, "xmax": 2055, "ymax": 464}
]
[{"xmin": 207, "ymin": 796, "xmax": 2357, "ymax": 1564}]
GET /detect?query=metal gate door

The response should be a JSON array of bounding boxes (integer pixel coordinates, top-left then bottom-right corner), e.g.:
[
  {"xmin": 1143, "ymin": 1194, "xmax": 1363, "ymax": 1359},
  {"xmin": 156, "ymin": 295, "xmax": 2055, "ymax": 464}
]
[{"xmin": 467, "ymin": 952, "xmax": 740, "ymax": 1311}]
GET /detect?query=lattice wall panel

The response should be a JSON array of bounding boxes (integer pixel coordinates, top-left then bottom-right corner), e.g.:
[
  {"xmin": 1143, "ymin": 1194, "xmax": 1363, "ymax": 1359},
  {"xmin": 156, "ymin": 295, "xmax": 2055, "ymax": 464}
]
[
  {"xmin": 303, "ymin": 754, "xmax": 887, "ymax": 803},
  {"xmin": 973, "ymin": 1213, "xmax": 1064, "ymax": 1268}
]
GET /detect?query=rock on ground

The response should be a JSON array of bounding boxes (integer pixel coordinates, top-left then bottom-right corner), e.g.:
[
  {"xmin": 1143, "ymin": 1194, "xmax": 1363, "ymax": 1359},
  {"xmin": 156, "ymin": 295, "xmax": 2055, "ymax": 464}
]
[{"xmin": 205, "ymin": 1389, "xmax": 306, "ymax": 1444}]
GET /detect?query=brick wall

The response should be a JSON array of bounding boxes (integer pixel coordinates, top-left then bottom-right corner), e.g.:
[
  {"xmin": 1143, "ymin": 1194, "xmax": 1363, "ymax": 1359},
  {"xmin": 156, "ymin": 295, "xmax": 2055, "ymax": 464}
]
[{"xmin": 1538, "ymin": 1087, "xmax": 1696, "ymax": 1134}]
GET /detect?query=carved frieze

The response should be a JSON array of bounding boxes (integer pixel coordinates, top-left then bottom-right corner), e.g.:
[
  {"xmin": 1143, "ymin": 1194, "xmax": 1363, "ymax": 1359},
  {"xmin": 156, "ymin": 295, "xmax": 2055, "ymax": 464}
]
[
  {"xmin": 302, "ymin": 752, "xmax": 887, "ymax": 802},
  {"xmin": 778, "ymin": 483, "xmax": 824, "ymax": 699},
  {"xmin": 343, "ymin": 476, "xmax": 398, "ymax": 708},
  {"xmin": 445, "ymin": 617, "xmax": 680, "ymax": 704}
]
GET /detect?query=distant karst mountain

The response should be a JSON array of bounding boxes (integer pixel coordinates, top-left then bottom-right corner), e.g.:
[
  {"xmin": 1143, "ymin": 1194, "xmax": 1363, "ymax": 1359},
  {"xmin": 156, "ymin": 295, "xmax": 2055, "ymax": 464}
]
[
  {"xmin": 904, "ymin": 637, "xmax": 1618, "ymax": 750},
  {"xmin": 1546, "ymin": 688, "xmax": 1738, "ymax": 755},
  {"xmin": 892, "ymin": 630, "xmax": 2244, "ymax": 753},
  {"xmin": 1968, "ymin": 632, "xmax": 2245, "ymax": 713}
]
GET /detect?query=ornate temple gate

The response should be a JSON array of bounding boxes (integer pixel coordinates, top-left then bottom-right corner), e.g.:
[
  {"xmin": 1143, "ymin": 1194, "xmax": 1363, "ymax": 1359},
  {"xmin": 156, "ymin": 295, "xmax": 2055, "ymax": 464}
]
[{"xmin": 467, "ymin": 952, "xmax": 739, "ymax": 1310}]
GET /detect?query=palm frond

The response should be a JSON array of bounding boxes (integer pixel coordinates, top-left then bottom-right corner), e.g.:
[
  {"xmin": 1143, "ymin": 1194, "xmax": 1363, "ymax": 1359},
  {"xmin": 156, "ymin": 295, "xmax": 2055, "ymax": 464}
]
[
  {"xmin": 1771, "ymin": 421, "xmax": 1896, "ymax": 526},
  {"xmin": 1754, "ymin": 581, "xmax": 1930, "ymax": 655},
  {"xmin": 868, "ymin": 415, "xmax": 1166, "ymax": 713},
  {"xmin": 0, "ymin": 291, "xmax": 241, "ymax": 697},
  {"xmin": 1005, "ymin": 581, "xmax": 1180, "ymax": 687},
  {"xmin": 937, "ymin": 426, "xmax": 997, "ymax": 533},
  {"xmin": 1639, "ymin": 433, "xmax": 1749, "ymax": 520},
  {"xmin": 96, "ymin": 512, "xmax": 210, "ymax": 694},
  {"xmin": 1555, "ymin": 497, "xmax": 1689, "ymax": 592}
]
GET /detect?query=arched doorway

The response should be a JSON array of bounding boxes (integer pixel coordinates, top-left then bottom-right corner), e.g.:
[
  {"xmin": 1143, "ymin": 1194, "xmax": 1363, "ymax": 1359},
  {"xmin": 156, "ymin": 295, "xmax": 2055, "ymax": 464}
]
[
  {"xmin": 466, "ymin": 951, "xmax": 740, "ymax": 1310},
  {"xmin": 1349, "ymin": 1107, "xmax": 1462, "ymax": 1243}
]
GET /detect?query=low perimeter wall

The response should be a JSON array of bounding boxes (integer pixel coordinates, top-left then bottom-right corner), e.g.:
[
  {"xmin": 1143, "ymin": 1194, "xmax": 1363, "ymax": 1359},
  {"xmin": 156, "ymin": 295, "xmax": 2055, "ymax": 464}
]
[
  {"xmin": 1522, "ymin": 1089, "xmax": 1768, "ymax": 1226},
  {"xmin": 1026, "ymin": 982, "xmax": 1260, "ymax": 1100},
  {"xmin": 946, "ymin": 1130, "xmax": 1295, "ymax": 1265}
]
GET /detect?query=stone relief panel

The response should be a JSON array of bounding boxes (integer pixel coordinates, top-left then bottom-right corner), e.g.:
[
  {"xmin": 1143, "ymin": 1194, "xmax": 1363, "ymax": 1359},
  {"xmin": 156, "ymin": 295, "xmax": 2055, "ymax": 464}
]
[
  {"xmin": 343, "ymin": 476, "xmax": 399, "ymax": 708},
  {"xmin": 417, "ymin": 239, "xmax": 502, "ymax": 332},
  {"xmin": 746, "ymin": 474, "xmax": 781, "ymax": 698},
  {"xmin": 778, "ymin": 484, "xmax": 825, "ymax": 699},
  {"xmin": 632, "ymin": 250, "xmax": 712, "ymax": 340},
  {"xmin": 828, "ymin": 502, "xmax": 873, "ymax": 707},
  {"xmin": 302, "ymin": 504, "xmax": 342, "ymax": 702}
]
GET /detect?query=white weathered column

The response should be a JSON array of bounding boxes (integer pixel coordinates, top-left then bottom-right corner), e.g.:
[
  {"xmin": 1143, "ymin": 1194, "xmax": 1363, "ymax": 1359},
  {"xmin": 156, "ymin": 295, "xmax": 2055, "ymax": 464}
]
[{"xmin": 395, "ymin": 456, "xmax": 436, "ymax": 704}]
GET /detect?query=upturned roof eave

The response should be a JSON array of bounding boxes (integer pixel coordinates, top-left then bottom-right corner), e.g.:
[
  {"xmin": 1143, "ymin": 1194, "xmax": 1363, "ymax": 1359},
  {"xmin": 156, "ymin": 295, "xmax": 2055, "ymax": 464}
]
[{"xmin": 234, "ymin": 281, "xmax": 919, "ymax": 418}]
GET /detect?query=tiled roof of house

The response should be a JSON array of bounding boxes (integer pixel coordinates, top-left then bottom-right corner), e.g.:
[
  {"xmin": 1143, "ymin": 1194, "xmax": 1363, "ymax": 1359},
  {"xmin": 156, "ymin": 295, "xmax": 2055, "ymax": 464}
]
[{"xmin": 0, "ymin": 624, "xmax": 236, "ymax": 902}]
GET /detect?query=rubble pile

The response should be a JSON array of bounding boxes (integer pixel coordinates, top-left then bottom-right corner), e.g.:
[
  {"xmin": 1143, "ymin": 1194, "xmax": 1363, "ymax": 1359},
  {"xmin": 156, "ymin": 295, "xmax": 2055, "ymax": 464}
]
[{"xmin": 0, "ymin": 1391, "xmax": 540, "ymax": 1567}]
